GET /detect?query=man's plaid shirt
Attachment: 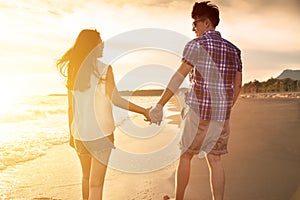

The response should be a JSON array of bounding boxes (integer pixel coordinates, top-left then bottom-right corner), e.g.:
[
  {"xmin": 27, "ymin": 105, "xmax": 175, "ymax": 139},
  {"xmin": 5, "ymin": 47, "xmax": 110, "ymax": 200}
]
[{"xmin": 182, "ymin": 30, "xmax": 242, "ymax": 121}]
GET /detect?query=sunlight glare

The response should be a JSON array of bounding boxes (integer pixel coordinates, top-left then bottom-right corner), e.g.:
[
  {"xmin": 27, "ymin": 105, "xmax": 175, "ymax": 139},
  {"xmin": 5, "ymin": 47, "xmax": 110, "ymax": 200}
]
[{"xmin": 0, "ymin": 74, "xmax": 28, "ymax": 115}]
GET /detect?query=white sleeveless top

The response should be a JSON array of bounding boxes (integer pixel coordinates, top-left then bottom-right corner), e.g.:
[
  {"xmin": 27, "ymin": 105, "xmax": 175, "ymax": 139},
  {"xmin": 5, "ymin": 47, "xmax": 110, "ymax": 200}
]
[{"xmin": 71, "ymin": 60, "xmax": 115, "ymax": 141}]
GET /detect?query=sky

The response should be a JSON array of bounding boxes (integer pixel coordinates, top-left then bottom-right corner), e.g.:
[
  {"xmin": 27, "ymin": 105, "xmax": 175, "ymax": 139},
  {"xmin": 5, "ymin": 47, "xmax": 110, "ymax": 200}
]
[{"xmin": 0, "ymin": 0, "xmax": 299, "ymax": 96}]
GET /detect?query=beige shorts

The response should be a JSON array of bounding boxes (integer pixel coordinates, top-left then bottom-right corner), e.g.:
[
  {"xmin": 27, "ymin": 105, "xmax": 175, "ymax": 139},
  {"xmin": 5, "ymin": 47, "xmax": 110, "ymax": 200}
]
[
  {"xmin": 74, "ymin": 134, "xmax": 115, "ymax": 165},
  {"xmin": 180, "ymin": 107, "xmax": 230, "ymax": 156}
]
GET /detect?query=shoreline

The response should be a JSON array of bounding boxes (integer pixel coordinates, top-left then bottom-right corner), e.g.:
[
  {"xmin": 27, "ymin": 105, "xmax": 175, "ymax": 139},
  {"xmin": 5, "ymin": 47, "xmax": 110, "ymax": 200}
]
[{"xmin": 240, "ymin": 92, "xmax": 300, "ymax": 99}]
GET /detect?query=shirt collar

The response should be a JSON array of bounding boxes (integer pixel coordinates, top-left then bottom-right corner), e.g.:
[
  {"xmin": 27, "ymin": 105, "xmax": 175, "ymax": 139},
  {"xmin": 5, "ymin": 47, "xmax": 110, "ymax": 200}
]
[{"xmin": 202, "ymin": 30, "xmax": 221, "ymax": 38}]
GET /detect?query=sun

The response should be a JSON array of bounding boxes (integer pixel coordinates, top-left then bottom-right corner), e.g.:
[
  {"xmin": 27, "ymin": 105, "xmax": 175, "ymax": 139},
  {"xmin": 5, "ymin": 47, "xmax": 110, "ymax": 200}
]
[
  {"xmin": 0, "ymin": 88, "xmax": 20, "ymax": 115},
  {"xmin": 0, "ymin": 74, "xmax": 26, "ymax": 115}
]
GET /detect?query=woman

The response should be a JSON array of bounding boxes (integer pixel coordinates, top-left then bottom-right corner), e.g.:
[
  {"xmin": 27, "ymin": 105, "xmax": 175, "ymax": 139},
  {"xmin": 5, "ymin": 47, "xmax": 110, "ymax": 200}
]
[{"xmin": 57, "ymin": 29, "xmax": 150, "ymax": 200}]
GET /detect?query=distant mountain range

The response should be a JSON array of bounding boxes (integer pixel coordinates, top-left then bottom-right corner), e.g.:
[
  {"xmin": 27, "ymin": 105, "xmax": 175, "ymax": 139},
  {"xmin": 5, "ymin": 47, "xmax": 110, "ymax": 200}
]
[{"xmin": 276, "ymin": 69, "xmax": 300, "ymax": 80}]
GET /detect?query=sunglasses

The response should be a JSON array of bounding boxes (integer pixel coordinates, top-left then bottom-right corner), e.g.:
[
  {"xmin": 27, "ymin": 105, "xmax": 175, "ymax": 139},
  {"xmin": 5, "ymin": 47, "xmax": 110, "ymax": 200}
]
[{"xmin": 192, "ymin": 18, "xmax": 206, "ymax": 27}]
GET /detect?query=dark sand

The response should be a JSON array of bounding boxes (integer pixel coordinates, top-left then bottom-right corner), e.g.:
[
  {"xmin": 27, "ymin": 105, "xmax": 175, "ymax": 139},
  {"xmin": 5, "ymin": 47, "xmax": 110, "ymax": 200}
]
[{"xmin": 180, "ymin": 98, "xmax": 300, "ymax": 200}]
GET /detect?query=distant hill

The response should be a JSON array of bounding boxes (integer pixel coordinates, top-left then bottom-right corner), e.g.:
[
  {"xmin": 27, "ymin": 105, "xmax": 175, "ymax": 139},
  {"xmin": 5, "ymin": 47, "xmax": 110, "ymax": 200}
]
[
  {"xmin": 242, "ymin": 69, "xmax": 300, "ymax": 93},
  {"xmin": 119, "ymin": 89, "xmax": 163, "ymax": 96},
  {"xmin": 276, "ymin": 69, "xmax": 300, "ymax": 80}
]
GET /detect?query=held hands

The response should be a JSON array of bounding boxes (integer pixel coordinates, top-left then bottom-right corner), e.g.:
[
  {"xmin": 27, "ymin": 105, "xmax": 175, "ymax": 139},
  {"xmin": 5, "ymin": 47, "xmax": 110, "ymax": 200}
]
[
  {"xmin": 143, "ymin": 107, "xmax": 151, "ymax": 122},
  {"xmin": 142, "ymin": 104, "xmax": 163, "ymax": 125},
  {"xmin": 149, "ymin": 104, "xmax": 163, "ymax": 125}
]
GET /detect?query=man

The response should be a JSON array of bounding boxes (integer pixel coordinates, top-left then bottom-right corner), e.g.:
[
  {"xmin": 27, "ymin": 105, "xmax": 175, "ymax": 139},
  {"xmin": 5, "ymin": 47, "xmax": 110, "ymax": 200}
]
[{"xmin": 149, "ymin": 1, "xmax": 242, "ymax": 200}]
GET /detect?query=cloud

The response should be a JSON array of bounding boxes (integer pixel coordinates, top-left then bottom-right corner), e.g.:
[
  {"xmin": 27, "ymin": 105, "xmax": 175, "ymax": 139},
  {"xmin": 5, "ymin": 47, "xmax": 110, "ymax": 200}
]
[
  {"xmin": 93, "ymin": 0, "xmax": 300, "ymax": 52},
  {"xmin": 1, "ymin": 0, "xmax": 299, "ymax": 82},
  {"xmin": 100, "ymin": 0, "xmax": 194, "ymax": 7},
  {"xmin": 241, "ymin": 0, "xmax": 299, "ymax": 13}
]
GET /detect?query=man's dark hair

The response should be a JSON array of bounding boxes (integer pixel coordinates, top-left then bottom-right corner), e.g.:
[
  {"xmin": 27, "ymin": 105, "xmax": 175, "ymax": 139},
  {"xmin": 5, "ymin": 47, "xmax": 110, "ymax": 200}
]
[{"xmin": 192, "ymin": 1, "xmax": 220, "ymax": 28}]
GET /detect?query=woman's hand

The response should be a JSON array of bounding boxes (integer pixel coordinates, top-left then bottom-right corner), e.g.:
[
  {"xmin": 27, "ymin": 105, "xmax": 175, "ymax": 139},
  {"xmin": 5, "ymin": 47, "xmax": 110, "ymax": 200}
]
[{"xmin": 143, "ymin": 107, "xmax": 152, "ymax": 122}]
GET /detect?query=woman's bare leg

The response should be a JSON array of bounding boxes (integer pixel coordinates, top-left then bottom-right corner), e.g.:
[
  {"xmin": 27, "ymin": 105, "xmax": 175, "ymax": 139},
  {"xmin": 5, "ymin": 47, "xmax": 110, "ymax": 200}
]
[
  {"xmin": 77, "ymin": 154, "xmax": 91, "ymax": 200},
  {"xmin": 88, "ymin": 150, "xmax": 111, "ymax": 200}
]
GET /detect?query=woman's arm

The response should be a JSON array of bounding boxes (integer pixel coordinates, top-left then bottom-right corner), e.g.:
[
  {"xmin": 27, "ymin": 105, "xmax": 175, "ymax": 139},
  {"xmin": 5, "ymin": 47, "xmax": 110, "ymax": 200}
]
[{"xmin": 106, "ymin": 65, "xmax": 150, "ymax": 120}]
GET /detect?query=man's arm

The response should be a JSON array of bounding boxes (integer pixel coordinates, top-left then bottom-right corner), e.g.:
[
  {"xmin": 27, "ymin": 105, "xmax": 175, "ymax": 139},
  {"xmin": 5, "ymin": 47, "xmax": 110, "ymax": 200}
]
[
  {"xmin": 157, "ymin": 62, "xmax": 193, "ymax": 106},
  {"xmin": 149, "ymin": 62, "xmax": 192, "ymax": 124},
  {"xmin": 232, "ymin": 71, "xmax": 242, "ymax": 106}
]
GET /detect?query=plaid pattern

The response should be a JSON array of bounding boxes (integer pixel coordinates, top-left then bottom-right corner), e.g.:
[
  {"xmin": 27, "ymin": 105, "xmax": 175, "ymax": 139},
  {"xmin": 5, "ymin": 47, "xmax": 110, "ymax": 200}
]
[{"xmin": 182, "ymin": 30, "xmax": 242, "ymax": 121}]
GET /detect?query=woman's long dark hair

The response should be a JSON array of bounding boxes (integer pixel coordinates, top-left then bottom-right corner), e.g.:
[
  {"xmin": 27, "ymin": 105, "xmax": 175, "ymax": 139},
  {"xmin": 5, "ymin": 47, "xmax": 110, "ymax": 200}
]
[{"xmin": 56, "ymin": 29, "xmax": 101, "ymax": 91}]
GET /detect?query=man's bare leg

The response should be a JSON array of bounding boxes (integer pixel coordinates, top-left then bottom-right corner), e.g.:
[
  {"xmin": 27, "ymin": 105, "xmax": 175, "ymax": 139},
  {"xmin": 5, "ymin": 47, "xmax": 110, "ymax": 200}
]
[{"xmin": 206, "ymin": 154, "xmax": 225, "ymax": 200}]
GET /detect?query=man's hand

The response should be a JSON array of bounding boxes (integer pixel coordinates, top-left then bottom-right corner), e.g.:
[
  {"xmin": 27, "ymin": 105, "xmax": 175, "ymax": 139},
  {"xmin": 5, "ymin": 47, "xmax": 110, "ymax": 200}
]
[{"xmin": 149, "ymin": 104, "xmax": 163, "ymax": 125}]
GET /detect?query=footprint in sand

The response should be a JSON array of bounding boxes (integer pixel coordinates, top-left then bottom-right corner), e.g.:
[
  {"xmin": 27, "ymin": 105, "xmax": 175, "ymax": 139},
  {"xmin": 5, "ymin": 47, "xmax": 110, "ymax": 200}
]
[{"xmin": 129, "ymin": 180, "xmax": 155, "ymax": 200}]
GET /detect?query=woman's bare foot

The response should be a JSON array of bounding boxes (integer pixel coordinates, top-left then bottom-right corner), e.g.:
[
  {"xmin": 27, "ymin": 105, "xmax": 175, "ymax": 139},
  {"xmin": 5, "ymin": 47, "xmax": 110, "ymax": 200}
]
[{"xmin": 163, "ymin": 195, "xmax": 171, "ymax": 200}]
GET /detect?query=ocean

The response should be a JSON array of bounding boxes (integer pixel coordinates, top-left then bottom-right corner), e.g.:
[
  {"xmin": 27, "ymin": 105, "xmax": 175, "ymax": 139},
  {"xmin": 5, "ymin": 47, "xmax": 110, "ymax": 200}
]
[
  {"xmin": 0, "ymin": 92, "xmax": 185, "ymax": 199},
  {"xmin": 0, "ymin": 95, "xmax": 70, "ymax": 171},
  {"xmin": 0, "ymin": 94, "xmax": 182, "ymax": 171}
]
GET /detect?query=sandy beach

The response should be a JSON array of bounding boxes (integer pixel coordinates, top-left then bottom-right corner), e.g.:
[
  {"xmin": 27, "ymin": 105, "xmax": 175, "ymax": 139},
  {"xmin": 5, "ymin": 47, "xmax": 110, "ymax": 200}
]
[{"xmin": 0, "ymin": 97, "xmax": 299, "ymax": 200}]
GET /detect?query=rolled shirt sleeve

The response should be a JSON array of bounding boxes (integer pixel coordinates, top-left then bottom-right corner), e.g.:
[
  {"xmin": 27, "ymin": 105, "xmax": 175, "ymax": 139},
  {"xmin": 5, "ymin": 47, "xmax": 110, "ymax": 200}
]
[{"xmin": 182, "ymin": 40, "xmax": 199, "ymax": 68}]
